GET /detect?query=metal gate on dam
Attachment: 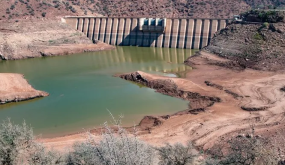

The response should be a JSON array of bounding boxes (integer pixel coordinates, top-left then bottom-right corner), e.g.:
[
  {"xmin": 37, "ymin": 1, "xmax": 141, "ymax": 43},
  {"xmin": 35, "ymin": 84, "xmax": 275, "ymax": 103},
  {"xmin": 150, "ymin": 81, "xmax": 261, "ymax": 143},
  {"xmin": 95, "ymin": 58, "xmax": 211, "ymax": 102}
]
[{"xmin": 63, "ymin": 17, "xmax": 229, "ymax": 49}]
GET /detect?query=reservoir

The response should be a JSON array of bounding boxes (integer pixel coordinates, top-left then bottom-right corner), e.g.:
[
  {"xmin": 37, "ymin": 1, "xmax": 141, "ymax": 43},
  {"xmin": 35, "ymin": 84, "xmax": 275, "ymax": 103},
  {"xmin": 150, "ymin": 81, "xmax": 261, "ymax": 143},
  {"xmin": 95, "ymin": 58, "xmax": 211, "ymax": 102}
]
[{"xmin": 0, "ymin": 47, "xmax": 195, "ymax": 137}]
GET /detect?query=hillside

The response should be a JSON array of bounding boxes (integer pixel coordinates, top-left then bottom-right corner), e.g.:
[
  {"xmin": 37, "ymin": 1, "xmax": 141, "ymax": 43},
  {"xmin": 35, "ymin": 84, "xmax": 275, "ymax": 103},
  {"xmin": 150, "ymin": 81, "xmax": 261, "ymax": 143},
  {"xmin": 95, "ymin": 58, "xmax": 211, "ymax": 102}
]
[
  {"xmin": 1, "ymin": 0, "xmax": 285, "ymax": 20},
  {"xmin": 244, "ymin": 0, "xmax": 285, "ymax": 9},
  {"xmin": 191, "ymin": 11, "xmax": 285, "ymax": 71},
  {"xmin": 0, "ymin": 19, "xmax": 114, "ymax": 60}
]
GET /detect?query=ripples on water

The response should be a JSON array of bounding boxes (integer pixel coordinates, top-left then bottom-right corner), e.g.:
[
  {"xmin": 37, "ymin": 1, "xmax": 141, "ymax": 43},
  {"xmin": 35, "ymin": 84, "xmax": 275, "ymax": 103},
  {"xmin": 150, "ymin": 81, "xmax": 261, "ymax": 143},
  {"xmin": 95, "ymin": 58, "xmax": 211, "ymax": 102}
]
[{"xmin": 0, "ymin": 47, "xmax": 196, "ymax": 137}]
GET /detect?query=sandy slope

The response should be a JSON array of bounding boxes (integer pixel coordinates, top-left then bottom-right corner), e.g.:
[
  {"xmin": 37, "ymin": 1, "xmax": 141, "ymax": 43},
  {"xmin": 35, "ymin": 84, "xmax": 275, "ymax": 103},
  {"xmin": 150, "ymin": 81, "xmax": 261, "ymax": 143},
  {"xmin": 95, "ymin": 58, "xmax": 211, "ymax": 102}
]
[
  {"xmin": 0, "ymin": 73, "xmax": 48, "ymax": 104},
  {"xmin": 117, "ymin": 52, "xmax": 285, "ymax": 149},
  {"xmin": 41, "ymin": 51, "xmax": 285, "ymax": 152},
  {"xmin": 0, "ymin": 19, "xmax": 115, "ymax": 60}
]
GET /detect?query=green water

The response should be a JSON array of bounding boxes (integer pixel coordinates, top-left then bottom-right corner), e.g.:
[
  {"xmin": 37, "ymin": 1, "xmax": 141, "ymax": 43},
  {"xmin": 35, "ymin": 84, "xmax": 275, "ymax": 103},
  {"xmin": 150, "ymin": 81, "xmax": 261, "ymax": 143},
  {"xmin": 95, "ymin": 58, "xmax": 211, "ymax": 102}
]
[{"xmin": 0, "ymin": 47, "xmax": 195, "ymax": 137}]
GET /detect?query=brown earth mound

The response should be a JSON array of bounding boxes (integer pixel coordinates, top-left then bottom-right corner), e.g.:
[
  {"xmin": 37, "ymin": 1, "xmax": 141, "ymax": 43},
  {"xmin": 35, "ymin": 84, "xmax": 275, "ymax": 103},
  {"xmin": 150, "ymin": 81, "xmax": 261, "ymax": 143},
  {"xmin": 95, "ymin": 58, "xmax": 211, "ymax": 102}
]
[{"xmin": 0, "ymin": 73, "xmax": 48, "ymax": 104}]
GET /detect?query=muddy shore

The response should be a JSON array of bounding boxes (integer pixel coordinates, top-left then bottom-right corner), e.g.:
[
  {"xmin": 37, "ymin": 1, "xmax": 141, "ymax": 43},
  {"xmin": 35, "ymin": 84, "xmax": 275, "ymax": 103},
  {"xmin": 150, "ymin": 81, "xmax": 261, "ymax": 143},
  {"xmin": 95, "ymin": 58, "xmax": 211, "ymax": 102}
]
[
  {"xmin": 0, "ymin": 73, "xmax": 48, "ymax": 104},
  {"xmin": 40, "ymin": 50, "xmax": 285, "ymax": 151}
]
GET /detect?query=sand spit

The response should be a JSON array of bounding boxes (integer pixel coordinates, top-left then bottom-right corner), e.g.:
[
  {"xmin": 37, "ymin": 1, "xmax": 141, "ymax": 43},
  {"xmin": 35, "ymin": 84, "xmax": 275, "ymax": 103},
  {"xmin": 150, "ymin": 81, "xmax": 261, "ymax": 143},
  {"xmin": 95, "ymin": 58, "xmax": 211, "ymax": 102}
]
[{"xmin": 0, "ymin": 73, "xmax": 48, "ymax": 104}]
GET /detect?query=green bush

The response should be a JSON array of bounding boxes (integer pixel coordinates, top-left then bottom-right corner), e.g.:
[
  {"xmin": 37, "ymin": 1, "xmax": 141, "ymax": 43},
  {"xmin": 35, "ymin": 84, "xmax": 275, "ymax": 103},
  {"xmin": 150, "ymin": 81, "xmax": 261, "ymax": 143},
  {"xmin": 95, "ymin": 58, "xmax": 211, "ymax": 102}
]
[
  {"xmin": 253, "ymin": 32, "xmax": 263, "ymax": 40},
  {"xmin": 241, "ymin": 10, "xmax": 284, "ymax": 23}
]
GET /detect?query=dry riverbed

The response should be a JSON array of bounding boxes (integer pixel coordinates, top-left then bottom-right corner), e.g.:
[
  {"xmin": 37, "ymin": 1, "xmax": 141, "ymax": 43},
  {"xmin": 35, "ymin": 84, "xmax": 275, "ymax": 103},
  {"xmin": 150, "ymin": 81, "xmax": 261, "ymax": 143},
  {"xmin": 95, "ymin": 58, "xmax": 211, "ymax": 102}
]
[{"xmin": 0, "ymin": 73, "xmax": 48, "ymax": 104}]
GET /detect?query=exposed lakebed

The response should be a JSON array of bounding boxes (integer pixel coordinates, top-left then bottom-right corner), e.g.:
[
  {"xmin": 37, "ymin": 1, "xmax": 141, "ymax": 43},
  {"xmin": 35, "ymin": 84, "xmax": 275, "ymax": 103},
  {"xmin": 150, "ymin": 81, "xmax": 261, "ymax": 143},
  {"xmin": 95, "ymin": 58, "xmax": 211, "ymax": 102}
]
[{"xmin": 0, "ymin": 47, "xmax": 195, "ymax": 137}]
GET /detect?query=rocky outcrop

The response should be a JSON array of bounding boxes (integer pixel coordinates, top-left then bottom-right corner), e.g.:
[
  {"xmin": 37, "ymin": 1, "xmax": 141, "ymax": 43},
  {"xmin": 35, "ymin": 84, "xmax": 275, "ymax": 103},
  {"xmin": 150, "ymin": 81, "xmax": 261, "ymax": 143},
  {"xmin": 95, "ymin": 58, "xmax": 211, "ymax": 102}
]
[{"xmin": 0, "ymin": 73, "xmax": 49, "ymax": 104}]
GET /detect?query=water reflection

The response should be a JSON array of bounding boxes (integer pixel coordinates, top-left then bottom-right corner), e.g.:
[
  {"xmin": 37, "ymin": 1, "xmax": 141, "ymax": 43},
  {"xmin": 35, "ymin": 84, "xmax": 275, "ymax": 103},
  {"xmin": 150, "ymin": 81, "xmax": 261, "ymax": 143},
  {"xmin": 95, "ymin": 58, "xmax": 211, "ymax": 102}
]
[
  {"xmin": 80, "ymin": 47, "xmax": 194, "ymax": 76},
  {"xmin": 0, "ymin": 47, "xmax": 196, "ymax": 137}
]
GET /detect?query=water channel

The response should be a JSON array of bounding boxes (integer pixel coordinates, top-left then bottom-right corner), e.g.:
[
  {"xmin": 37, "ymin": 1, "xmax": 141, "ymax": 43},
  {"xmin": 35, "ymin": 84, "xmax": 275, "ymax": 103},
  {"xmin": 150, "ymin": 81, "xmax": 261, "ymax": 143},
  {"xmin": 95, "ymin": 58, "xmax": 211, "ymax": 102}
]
[{"xmin": 0, "ymin": 47, "xmax": 196, "ymax": 137}]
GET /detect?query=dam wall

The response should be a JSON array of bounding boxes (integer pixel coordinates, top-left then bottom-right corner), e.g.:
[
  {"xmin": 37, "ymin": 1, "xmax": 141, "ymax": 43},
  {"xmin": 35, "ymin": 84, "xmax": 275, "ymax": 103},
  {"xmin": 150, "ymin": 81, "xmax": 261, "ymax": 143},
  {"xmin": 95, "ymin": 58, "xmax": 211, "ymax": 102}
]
[{"xmin": 64, "ymin": 17, "xmax": 229, "ymax": 49}]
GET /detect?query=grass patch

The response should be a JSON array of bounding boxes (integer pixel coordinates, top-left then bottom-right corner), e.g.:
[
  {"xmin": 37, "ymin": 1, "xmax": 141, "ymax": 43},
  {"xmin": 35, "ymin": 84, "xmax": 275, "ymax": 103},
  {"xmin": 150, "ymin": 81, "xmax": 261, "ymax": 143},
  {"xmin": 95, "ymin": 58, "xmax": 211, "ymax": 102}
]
[{"xmin": 253, "ymin": 33, "xmax": 263, "ymax": 40}]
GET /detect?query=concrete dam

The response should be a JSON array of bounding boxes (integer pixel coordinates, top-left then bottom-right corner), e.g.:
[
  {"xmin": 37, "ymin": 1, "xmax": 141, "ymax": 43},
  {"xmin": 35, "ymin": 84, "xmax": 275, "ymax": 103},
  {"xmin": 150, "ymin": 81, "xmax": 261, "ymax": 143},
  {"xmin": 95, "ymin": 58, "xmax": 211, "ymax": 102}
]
[{"xmin": 63, "ymin": 17, "xmax": 229, "ymax": 49}]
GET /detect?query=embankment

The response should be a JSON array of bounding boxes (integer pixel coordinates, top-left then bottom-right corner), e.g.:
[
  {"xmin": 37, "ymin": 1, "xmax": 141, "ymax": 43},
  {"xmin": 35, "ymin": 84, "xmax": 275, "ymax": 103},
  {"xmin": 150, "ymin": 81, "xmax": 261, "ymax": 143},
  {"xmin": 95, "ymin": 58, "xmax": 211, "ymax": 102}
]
[
  {"xmin": 0, "ymin": 19, "xmax": 114, "ymax": 60},
  {"xmin": 199, "ymin": 11, "xmax": 285, "ymax": 71},
  {"xmin": 118, "ymin": 71, "xmax": 221, "ymax": 113},
  {"xmin": 0, "ymin": 73, "xmax": 48, "ymax": 104}
]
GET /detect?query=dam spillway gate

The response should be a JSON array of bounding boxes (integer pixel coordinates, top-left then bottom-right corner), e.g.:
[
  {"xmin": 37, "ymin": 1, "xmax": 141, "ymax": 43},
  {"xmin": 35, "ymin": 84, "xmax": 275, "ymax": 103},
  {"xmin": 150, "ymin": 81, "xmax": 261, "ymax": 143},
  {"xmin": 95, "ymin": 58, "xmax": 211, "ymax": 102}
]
[{"xmin": 63, "ymin": 17, "xmax": 229, "ymax": 49}]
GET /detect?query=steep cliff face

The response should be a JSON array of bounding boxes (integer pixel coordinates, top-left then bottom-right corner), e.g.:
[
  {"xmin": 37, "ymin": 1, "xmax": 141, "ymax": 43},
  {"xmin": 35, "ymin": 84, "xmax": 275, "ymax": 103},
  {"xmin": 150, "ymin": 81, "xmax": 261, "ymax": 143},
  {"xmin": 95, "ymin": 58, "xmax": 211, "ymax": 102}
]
[{"xmin": 197, "ymin": 12, "xmax": 285, "ymax": 71}]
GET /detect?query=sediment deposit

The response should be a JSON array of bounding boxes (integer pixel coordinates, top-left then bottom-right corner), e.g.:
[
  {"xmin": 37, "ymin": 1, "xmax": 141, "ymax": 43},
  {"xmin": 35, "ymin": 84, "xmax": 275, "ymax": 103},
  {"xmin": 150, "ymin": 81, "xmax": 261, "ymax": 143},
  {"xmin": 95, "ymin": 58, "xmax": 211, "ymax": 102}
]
[
  {"xmin": 0, "ymin": 73, "xmax": 48, "ymax": 104},
  {"xmin": 121, "ymin": 51, "xmax": 285, "ymax": 148}
]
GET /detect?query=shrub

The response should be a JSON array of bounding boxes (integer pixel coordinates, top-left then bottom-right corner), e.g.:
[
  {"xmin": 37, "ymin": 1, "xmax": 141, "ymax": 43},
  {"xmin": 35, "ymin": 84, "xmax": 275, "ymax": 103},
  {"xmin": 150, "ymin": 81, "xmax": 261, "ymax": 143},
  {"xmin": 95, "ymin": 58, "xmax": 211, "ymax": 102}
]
[
  {"xmin": 157, "ymin": 142, "xmax": 198, "ymax": 165},
  {"xmin": 66, "ymin": 114, "xmax": 155, "ymax": 165},
  {"xmin": 0, "ymin": 119, "xmax": 62, "ymax": 165},
  {"xmin": 28, "ymin": 144, "xmax": 63, "ymax": 165},
  {"xmin": 0, "ymin": 119, "xmax": 34, "ymax": 165},
  {"xmin": 42, "ymin": 12, "xmax": 46, "ymax": 17},
  {"xmin": 253, "ymin": 32, "xmax": 263, "ymax": 40},
  {"xmin": 206, "ymin": 132, "xmax": 281, "ymax": 165},
  {"xmin": 10, "ymin": 5, "xmax": 15, "ymax": 10}
]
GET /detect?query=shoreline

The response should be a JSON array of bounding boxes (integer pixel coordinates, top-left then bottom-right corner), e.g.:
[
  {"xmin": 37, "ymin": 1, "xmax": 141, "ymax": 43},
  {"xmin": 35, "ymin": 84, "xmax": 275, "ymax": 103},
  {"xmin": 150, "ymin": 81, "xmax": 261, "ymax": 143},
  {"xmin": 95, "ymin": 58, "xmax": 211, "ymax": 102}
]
[
  {"xmin": 0, "ymin": 73, "xmax": 49, "ymax": 104},
  {"xmin": 0, "ymin": 19, "xmax": 115, "ymax": 61},
  {"xmin": 40, "ymin": 51, "xmax": 285, "ymax": 151}
]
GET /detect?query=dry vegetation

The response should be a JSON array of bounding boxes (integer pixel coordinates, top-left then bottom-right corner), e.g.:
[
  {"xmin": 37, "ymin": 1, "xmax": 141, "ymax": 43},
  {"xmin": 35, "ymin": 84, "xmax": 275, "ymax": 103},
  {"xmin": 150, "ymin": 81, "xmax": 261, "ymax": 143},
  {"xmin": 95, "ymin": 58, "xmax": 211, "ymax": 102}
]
[
  {"xmin": 1, "ymin": 118, "xmax": 285, "ymax": 165},
  {"xmin": 0, "ymin": 0, "xmax": 285, "ymax": 20},
  {"xmin": 0, "ymin": 19, "xmax": 114, "ymax": 60}
]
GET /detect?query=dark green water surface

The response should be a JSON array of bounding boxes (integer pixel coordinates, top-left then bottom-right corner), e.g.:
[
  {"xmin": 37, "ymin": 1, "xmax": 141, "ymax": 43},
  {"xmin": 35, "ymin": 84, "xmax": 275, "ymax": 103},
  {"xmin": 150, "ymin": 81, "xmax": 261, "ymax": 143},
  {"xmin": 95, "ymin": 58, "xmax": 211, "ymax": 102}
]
[{"xmin": 0, "ymin": 47, "xmax": 195, "ymax": 137}]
